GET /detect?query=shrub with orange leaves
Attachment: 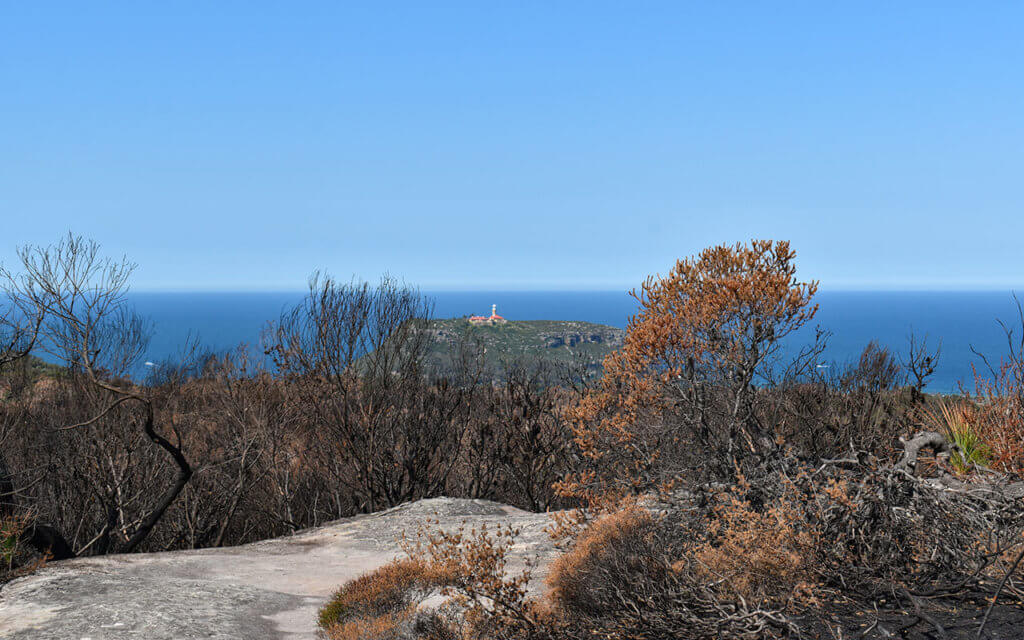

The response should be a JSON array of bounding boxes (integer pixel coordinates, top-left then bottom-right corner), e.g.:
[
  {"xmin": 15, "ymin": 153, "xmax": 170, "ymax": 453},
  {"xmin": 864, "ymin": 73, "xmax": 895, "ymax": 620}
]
[
  {"xmin": 544, "ymin": 505, "xmax": 802, "ymax": 639},
  {"xmin": 319, "ymin": 523, "xmax": 550, "ymax": 640},
  {"xmin": 693, "ymin": 487, "xmax": 820, "ymax": 606},
  {"xmin": 545, "ymin": 506, "xmax": 658, "ymax": 612},
  {"xmin": 317, "ymin": 558, "xmax": 453, "ymax": 640},
  {"xmin": 401, "ymin": 522, "xmax": 549, "ymax": 638},
  {"xmin": 559, "ymin": 240, "xmax": 819, "ymax": 509}
]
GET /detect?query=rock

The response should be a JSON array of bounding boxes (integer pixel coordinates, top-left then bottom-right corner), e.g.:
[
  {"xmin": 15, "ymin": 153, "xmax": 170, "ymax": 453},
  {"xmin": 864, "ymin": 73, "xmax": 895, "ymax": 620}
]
[{"xmin": 0, "ymin": 498, "xmax": 557, "ymax": 640}]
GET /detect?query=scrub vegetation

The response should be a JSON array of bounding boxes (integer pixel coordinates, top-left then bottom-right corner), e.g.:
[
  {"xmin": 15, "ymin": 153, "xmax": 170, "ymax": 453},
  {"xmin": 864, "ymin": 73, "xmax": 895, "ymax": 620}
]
[
  {"xmin": 2, "ymin": 235, "xmax": 1022, "ymax": 637},
  {"xmin": 318, "ymin": 241, "xmax": 1024, "ymax": 639}
]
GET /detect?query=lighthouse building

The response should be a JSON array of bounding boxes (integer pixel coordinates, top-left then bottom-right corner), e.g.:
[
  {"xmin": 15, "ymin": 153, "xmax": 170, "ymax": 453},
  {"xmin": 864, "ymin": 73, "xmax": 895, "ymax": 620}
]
[{"xmin": 468, "ymin": 304, "xmax": 508, "ymax": 325}]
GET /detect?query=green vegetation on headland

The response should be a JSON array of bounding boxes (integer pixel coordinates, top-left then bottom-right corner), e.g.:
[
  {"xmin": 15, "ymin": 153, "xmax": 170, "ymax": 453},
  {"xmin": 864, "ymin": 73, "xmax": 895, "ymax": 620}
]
[
  {"xmin": 0, "ymin": 355, "xmax": 63, "ymax": 385},
  {"xmin": 423, "ymin": 318, "xmax": 624, "ymax": 378},
  {"xmin": 23, "ymin": 355, "xmax": 62, "ymax": 378}
]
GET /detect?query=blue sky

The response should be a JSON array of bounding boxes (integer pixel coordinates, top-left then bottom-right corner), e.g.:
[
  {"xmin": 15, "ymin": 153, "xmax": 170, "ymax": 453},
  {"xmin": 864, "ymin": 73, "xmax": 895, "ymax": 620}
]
[{"xmin": 2, "ymin": 3, "xmax": 1022, "ymax": 291}]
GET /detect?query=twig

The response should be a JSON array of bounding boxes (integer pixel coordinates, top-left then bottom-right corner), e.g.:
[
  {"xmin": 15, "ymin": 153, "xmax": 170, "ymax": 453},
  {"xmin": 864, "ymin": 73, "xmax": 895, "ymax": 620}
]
[
  {"xmin": 904, "ymin": 589, "xmax": 949, "ymax": 639},
  {"xmin": 977, "ymin": 544, "xmax": 1024, "ymax": 639}
]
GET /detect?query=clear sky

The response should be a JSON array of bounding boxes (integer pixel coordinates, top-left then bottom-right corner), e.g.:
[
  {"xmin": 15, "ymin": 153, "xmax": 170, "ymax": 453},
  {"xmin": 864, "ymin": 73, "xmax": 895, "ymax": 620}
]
[{"xmin": 2, "ymin": 3, "xmax": 1022, "ymax": 291}]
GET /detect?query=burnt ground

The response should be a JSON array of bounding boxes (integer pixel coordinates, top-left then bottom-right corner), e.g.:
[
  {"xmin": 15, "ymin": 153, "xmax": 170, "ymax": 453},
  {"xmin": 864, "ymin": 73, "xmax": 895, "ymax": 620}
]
[
  {"xmin": 805, "ymin": 597, "xmax": 1024, "ymax": 639},
  {"xmin": 2, "ymin": 497, "xmax": 1021, "ymax": 639}
]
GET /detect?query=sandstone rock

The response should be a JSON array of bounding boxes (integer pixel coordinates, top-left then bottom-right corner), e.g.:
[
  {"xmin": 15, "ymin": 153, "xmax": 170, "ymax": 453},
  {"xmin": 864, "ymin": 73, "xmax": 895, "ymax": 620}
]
[{"xmin": 0, "ymin": 498, "xmax": 557, "ymax": 640}]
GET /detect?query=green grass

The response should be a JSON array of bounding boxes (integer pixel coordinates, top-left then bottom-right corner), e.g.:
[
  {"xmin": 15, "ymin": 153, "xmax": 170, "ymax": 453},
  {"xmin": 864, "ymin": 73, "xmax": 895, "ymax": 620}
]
[
  {"xmin": 925, "ymin": 402, "xmax": 992, "ymax": 473},
  {"xmin": 946, "ymin": 422, "xmax": 992, "ymax": 473}
]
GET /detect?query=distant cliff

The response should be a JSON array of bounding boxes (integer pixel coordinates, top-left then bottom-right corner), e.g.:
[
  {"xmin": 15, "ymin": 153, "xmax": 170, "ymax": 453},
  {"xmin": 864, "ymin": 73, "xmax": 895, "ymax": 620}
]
[{"xmin": 423, "ymin": 318, "xmax": 625, "ymax": 378}]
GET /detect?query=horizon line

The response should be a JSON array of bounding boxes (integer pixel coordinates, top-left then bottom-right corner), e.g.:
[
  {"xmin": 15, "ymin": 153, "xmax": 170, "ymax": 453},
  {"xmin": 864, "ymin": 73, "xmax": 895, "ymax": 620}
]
[{"xmin": 125, "ymin": 285, "xmax": 1024, "ymax": 294}]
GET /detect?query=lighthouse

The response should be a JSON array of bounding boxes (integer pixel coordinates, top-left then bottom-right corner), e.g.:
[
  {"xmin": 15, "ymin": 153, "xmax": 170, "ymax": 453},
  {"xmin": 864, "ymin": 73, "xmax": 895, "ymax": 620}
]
[{"xmin": 468, "ymin": 304, "xmax": 508, "ymax": 325}]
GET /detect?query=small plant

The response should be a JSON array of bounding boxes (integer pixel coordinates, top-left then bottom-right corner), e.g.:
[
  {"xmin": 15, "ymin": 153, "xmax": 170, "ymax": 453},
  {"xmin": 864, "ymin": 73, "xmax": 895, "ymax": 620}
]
[
  {"xmin": 1, "ymin": 529, "xmax": 15, "ymax": 566},
  {"xmin": 317, "ymin": 558, "xmax": 456, "ymax": 640},
  {"xmin": 546, "ymin": 506, "xmax": 657, "ymax": 612},
  {"xmin": 922, "ymin": 402, "xmax": 992, "ymax": 473},
  {"xmin": 400, "ymin": 522, "xmax": 543, "ymax": 637},
  {"xmin": 1, "ymin": 515, "xmax": 24, "ymax": 567},
  {"xmin": 1, "ymin": 513, "xmax": 38, "ymax": 585},
  {"xmin": 318, "ymin": 523, "xmax": 544, "ymax": 640}
]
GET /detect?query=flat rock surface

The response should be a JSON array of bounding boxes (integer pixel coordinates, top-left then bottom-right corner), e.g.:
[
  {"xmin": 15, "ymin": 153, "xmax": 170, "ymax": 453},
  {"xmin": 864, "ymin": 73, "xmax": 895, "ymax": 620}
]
[{"xmin": 0, "ymin": 498, "xmax": 557, "ymax": 640}]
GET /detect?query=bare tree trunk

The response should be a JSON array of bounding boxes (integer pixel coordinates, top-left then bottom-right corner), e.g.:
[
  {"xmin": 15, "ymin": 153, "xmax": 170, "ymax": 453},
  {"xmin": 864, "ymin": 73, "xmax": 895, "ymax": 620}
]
[
  {"xmin": 0, "ymin": 456, "xmax": 13, "ymax": 519},
  {"xmin": 895, "ymin": 430, "xmax": 953, "ymax": 474},
  {"xmin": 213, "ymin": 447, "xmax": 252, "ymax": 548},
  {"xmin": 122, "ymin": 405, "xmax": 192, "ymax": 552}
]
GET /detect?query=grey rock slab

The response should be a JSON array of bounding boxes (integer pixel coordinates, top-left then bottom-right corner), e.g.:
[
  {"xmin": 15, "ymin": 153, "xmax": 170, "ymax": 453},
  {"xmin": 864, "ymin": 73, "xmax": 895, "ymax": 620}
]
[{"xmin": 0, "ymin": 498, "xmax": 557, "ymax": 640}]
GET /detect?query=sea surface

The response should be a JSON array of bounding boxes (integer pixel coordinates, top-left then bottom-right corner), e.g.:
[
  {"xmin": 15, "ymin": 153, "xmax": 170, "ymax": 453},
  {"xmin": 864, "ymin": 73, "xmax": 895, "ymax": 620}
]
[{"xmin": 123, "ymin": 290, "xmax": 1022, "ymax": 392}]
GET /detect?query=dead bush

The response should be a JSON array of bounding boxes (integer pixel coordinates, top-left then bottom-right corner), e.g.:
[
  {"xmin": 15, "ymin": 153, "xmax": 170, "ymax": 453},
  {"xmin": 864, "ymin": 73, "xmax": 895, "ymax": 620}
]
[
  {"xmin": 458, "ymin": 360, "xmax": 575, "ymax": 512},
  {"xmin": 765, "ymin": 337, "xmax": 944, "ymax": 466},
  {"xmin": 545, "ymin": 507, "xmax": 658, "ymax": 614},
  {"xmin": 544, "ymin": 505, "xmax": 800, "ymax": 639},
  {"xmin": 970, "ymin": 363, "xmax": 1024, "ymax": 477},
  {"xmin": 693, "ymin": 481, "xmax": 819, "ymax": 607},
  {"xmin": 544, "ymin": 455, "xmax": 1023, "ymax": 638},
  {"xmin": 319, "ymin": 523, "xmax": 552, "ymax": 640}
]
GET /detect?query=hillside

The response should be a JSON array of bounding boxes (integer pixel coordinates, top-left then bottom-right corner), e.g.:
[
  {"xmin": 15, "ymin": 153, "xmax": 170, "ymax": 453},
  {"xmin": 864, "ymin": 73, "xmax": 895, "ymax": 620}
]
[
  {"xmin": 423, "ymin": 318, "xmax": 625, "ymax": 378},
  {"xmin": 0, "ymin": 354, "xmax": 63, "ymax": 383}
]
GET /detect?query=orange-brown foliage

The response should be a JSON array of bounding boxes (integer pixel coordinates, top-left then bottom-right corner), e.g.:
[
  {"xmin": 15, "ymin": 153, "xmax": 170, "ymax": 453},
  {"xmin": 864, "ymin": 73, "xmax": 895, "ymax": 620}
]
[
  {"xmin": 319, "ymin": 524, "xmax": 548, "ymax": 640},
  {"xmin": 401, "ymin": 522, "xmax": 545, "ymax": 634},
  {"xmin": 319, "ymin": 559, "xmax": 440, "ymax": 627},
  {"xmin": 692, "ymin": 485, "xmax": 820, "ymax": 606},
  {"xmin": 323, "ymin": 611, "xmax": 414, "ymax": 640},
  {"xmin": 546, "ymin": 507, "xmax": 656, "ymax": 610},
  {"xmin": 559, "ymin": 240, "xmax": 818, "ymax": 509},
  {"xmin": 318, "ymin": 558, "xmax": 454, "ymax": 640},
  {"xmin": 969, "ymin": 358, "xmax": 1024, "ymax": 475}
]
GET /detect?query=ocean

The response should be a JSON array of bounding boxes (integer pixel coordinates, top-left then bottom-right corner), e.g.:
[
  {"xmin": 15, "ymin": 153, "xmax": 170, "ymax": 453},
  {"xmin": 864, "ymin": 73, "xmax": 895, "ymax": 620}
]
[{"xmin": 125, "ymin": 290, "xmax": 1022, "ymax": 393}]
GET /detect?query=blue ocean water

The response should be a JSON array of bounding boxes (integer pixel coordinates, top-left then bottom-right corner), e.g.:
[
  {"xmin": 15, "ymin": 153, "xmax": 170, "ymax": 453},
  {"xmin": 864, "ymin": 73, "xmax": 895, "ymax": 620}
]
[{"xmin": 126, "ymin": 291, "xmax": 1022, "ymax": 392}]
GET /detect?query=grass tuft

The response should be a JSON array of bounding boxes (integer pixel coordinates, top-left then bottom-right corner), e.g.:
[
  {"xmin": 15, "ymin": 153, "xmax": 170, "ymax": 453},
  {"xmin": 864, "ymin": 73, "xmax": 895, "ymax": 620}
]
[{"xmin": 922, "ymin": 402, "xmax": 992, "ymax": 473}]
